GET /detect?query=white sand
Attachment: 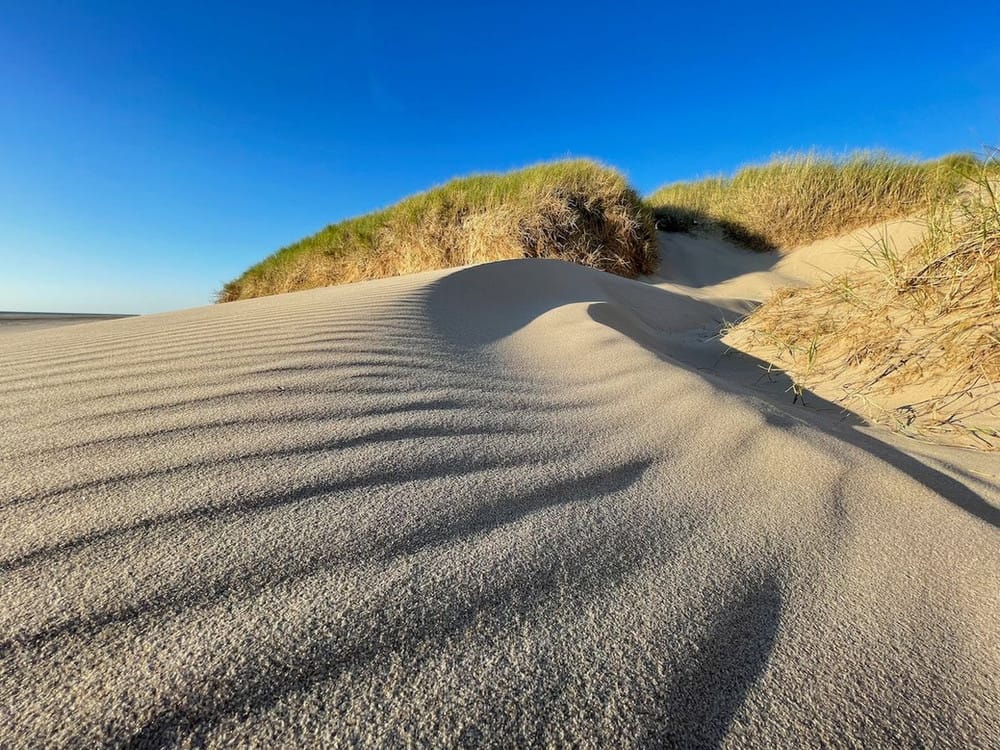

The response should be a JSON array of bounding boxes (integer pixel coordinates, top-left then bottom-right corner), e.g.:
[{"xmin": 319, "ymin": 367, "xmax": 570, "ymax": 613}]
[
  {"xmin": 1, "ymin": 242, "xmax": 998, "ymax": 746},
  {"xmin": 646, "ymin": 215, "xmax": 929, "ymax": 302}
]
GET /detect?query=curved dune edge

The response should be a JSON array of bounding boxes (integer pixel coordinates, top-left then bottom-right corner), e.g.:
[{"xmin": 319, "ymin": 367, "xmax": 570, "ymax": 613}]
[{"xmin": 1, "ymin": 258, "xmax": 997, "ymax": 747}]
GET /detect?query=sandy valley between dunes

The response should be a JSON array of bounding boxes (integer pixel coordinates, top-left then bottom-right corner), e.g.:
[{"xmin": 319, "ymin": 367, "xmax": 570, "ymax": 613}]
[{"xmin": 1, "ymin": 227, "xmax": 997, "ymax": 747}]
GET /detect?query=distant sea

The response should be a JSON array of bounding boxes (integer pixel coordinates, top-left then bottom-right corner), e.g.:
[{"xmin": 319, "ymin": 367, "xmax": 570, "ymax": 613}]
[{"xmin": 0, "ymin": 311, "xmax": 135, "ymax": 337}]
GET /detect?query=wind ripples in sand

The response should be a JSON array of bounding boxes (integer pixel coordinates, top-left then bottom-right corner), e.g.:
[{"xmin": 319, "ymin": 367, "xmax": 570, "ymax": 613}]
[{"xmin": 1, "ymin": 264, "xmax": 997, "ymax": 747}]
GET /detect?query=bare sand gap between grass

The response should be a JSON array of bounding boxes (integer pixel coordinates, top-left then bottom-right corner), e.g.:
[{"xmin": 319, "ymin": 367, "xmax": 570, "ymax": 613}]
[{"xmin": 1, "ymin": 250, "xmax": 997, "ymax": 746}]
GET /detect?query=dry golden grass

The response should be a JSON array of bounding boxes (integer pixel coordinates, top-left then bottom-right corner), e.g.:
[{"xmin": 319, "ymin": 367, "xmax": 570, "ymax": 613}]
[
  {"xmin": 647, "ymin": 152, "xmax": 974, "ymax": 250},
  {"xmin": 219, "ymin": 160, "xmax": 656, "ymax": 301},
  {"xmin": 730, "ymin": 156, "xmax": 999, "ymax": 449}
]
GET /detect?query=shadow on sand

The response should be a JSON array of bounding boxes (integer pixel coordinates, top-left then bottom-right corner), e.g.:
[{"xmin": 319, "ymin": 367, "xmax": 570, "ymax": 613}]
[
  {"xmin": 426, "ymin": 262, "xmax": 998, "ymax": 530},
  {"xmin": 423, "ymin": 259, "xmax": 998, "ymax": 744},
  {"xmin": 652, "ymin": 206, "xmax": 779, "ymax": 253},
  {"xmin": 6, "ymin": 257, "xmax": 995, "ymax": 747},
  {"xmin": 642, "ymin": 572, "xmax": 783, "ymax": 747}
]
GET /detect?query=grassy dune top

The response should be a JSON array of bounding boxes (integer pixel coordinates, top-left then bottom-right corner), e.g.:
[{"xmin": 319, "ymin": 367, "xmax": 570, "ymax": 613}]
[
  {"xmin": 648, "ymin": 152, "xmax": 976, "ymax": 250},
  {"xmin": 731, "ymin": 156, "xmax": 999, "ymax": 448},
  {"xmin": 220, "ymin": 160, "xmax": 656, "ymax": 302}
]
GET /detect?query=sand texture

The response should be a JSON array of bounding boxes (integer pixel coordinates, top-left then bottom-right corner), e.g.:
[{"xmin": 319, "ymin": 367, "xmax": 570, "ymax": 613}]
[{"xmin": 1, "ymin": 250, "xmax": 998, "ymax": 747}]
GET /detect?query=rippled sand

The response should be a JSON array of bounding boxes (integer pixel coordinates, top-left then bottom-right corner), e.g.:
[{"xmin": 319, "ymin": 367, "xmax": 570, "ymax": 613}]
[{"xmin": 1, "ymin": 259, "xmax": 997, "ymax": 747}]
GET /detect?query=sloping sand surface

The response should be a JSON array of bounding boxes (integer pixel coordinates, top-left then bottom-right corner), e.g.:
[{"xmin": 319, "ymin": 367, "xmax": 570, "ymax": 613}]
[
  {"xmin": 648, "ymin": 216, "xmax": 928, "ymax": 303},
  {"xmin": 1, "ymin": 258, "xmax": 998, "ymax": 747}
]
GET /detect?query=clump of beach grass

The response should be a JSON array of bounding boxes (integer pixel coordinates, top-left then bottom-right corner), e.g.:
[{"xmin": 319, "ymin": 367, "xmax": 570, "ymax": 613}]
[
  {"xmin": 219, "ymin": 160, "xmax": 656, "ymax": 301},
  {"xmin": 647, "ymin": 151, "xmax": 976, "ymax": 250},
  {"xmin": 729, "ymin": 154, "xmax": 999, "ymax": 449}
]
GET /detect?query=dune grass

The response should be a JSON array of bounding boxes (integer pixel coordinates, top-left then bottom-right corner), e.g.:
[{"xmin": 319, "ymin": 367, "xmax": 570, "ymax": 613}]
[
  {"xmin": 729, "ymin": 154, "xmax": 999, "ymax": 449},
  {"xmin": 219, "ymin": 160, "xmax": 656, "ymax": 301},
  {"xmin": 647, "ymin": 152, "xmax": 976, "ymax": 250}
]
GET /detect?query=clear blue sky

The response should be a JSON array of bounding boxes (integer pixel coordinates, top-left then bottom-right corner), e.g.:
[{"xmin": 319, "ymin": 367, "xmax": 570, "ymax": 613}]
[{"xmin": 2, "ymin": 1, "xmax": 998, "ymax": 313}]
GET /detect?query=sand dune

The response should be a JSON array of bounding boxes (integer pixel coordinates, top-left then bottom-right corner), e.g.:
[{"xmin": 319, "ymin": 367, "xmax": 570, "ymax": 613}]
[{"xmin": 1, "ymin": 248, "xmax": 998, "ymax": 746}]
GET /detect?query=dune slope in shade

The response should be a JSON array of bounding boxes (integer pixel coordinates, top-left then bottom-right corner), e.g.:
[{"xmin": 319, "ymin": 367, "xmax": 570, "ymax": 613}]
[{"xmin": 1, "ymin": 260, "xmax": 997, "ymax": 747}]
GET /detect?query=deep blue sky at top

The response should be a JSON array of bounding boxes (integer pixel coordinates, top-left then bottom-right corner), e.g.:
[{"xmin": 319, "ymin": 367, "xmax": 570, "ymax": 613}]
[{"xmin": 1, "ymin": 1, "xmax": 998, "ymax": 313}]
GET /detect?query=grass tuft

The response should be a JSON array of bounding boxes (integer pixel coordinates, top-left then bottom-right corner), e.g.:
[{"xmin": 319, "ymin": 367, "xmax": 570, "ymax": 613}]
[
  {"xmin": 647, "ymin": 151, "xmax": 977, "ymax": 250},
  {"xmin": 729, "ymin": 152, "xmax": 1000, "ymax": 449},
  {"xmin": 219, "ymin": 159, "xmax": 656, "ymax": 301}
]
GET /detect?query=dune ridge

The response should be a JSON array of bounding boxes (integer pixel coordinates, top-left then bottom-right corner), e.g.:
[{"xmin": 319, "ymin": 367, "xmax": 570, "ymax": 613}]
[
  {"xmin": 218, "ymin": 159, "xmax": 655, "ymax": 302},
  {"xmin": 1, "ymin": 258, "xmax": 998, "ymax": 747}
]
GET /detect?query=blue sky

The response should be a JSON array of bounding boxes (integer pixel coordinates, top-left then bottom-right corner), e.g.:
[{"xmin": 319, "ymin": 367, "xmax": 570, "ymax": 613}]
[{"xmin": 1, "ymin": 1, "xmax": 998, "ymax": 313}]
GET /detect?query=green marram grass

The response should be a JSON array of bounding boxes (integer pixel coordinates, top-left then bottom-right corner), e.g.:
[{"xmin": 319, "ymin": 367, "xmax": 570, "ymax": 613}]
[
  {"xmin": 647, "ymin": 151, "xmax": 978, "ymax": 250},
  {"xmin": 731, "ymin": 153, "xmax": 999, "ymax": 449},
  {"xmin": 220, "ymin": 159, "xmax": 656, "ymax": 301}
]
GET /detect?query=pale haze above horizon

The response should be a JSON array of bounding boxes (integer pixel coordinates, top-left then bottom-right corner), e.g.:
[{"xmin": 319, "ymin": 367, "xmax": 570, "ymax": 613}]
[{"xmin": 2, "ymin": 0, "xmax": 998, "ymax": 314}]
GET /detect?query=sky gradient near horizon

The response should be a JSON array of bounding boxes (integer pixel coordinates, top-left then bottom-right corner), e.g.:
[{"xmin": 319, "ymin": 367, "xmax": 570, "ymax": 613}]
[{"xmin": 2, "ymin": 1, "xmax": 999, "ymax": 313}]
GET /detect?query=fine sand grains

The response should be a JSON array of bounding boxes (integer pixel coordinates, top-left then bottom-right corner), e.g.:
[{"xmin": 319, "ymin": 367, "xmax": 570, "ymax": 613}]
[{"xmin": 1, "ymin": 261, "xmax": 998, "ymax": 747}]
